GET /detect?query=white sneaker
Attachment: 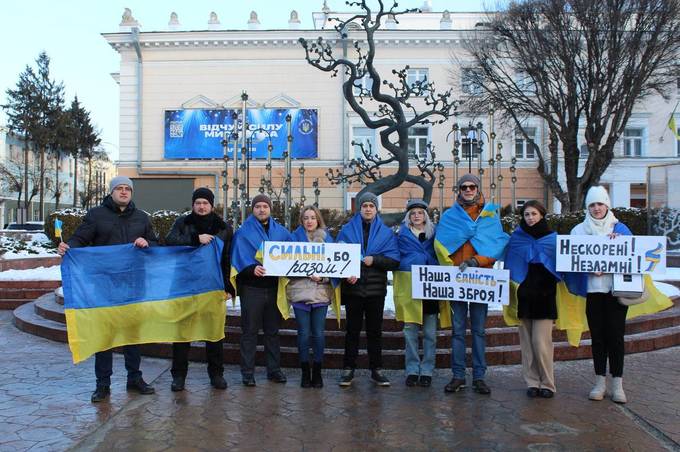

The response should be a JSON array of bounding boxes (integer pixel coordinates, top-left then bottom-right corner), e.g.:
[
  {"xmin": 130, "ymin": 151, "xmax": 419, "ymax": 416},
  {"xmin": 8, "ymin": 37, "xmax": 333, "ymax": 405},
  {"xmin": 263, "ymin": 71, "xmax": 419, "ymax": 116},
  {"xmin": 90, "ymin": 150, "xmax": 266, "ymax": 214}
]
[
  {"xmin": 611, "ymin": 377, "xmax": 627, "ymax": 404},
  {"xmin": 589, "ymin": 375, "xmax": 607, "ymax": 401}
]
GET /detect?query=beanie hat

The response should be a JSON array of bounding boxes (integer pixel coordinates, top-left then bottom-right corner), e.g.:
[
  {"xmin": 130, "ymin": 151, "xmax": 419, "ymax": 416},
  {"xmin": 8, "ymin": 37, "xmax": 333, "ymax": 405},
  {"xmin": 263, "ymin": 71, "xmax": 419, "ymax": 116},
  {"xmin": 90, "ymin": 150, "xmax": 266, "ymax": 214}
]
[
  {"xmin": 109, "ymin": 176, "xmax": 133, "ymax": 193},
  {"xmin": 357, "ymin": 192, "xmax": 379, "ymax": 210},
  {"xmin": 585, "ymin": 185, "xmax": 611, "ymax": 209},
  {"xmin": 406, "ymin": 198, "xmax": 428, "ymax": 211},
  {"xmin": 192, "ymin": 187, "xmax": 215, "ymax": 206},
  {"xmin": 456, "ymin": 173, "xmax": 481, "ymax": 189},
  {"xmin": 252, "ymin": 193, "xmax": 272, "ymax": 209}
]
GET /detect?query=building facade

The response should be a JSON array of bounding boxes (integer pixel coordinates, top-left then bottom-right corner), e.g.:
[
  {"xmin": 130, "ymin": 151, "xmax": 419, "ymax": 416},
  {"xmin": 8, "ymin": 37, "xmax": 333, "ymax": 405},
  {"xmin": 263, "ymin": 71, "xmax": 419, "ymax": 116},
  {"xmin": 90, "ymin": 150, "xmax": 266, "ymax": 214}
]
[{"xmin": 103, "ymin": 3, "xmax": 680, "ymax": 214}]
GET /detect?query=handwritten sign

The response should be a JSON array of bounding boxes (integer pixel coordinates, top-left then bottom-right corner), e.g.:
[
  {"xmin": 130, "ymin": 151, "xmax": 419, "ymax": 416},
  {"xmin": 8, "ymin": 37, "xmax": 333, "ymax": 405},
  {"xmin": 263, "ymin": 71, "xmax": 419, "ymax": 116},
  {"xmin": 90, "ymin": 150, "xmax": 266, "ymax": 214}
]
[
  {"xmin": 556, "ymin": 235, "xmax": 666, "ymax": 274},
  {"xmin": 411, "ymin": 265, "xmax": 510, "ymax": 306},
  {"xmin": 262, "ymin": 241, "xmax": 361, "ymax": 278}
]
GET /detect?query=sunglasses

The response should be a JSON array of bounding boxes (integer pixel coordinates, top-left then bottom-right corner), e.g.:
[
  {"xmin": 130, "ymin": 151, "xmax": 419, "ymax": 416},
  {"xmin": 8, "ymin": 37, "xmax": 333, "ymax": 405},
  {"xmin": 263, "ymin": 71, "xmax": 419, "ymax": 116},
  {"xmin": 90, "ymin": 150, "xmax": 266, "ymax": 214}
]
[{"xmin": 459, "ymin": 184, "xmax": 478, "ymax": 191}]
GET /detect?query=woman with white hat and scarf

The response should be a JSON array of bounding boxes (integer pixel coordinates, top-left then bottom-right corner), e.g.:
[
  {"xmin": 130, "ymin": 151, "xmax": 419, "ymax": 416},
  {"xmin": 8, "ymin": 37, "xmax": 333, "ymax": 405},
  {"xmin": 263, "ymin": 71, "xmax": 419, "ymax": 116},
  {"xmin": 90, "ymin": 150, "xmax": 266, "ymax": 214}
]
[{"xmin": 571, "ymin": 186, "xmax": 631, "ymax": 403}]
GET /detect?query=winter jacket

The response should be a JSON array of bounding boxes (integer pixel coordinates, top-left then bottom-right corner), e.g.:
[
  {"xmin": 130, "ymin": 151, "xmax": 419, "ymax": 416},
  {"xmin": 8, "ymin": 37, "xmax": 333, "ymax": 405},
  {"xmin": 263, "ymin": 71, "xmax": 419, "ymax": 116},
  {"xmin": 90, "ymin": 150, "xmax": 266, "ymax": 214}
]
[
  {"xmin": 341, "ymin": 220, "xmax": 400, "ymax": 300},
  {"xmin": 67, "ymin": 195, "xmax": 158, "ymax": 248},
  {"xmin": 165, "ymin": 212, "xmax": 235, "ymax": 296}
]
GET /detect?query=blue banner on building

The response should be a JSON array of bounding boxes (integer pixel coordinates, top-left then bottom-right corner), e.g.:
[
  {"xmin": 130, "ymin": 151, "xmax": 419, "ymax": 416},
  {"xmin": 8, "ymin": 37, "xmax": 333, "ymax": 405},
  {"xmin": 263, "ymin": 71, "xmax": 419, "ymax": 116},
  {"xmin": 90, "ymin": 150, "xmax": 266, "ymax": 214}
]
[{"xmin": 164, "ymin": 108, "xmax": 318, "ymax": 159}]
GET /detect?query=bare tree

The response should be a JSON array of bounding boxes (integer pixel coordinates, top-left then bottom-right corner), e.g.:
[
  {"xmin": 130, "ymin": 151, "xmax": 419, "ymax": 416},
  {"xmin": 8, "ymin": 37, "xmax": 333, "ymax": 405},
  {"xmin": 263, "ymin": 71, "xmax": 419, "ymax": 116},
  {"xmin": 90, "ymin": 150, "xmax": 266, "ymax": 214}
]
[
  {"xmin": 300, "ymin": 0, "xmax": 457, "ymax": 204},
  {"xmin": 461, "ymin": 0, "xmax": 680, "ymax": 211}
]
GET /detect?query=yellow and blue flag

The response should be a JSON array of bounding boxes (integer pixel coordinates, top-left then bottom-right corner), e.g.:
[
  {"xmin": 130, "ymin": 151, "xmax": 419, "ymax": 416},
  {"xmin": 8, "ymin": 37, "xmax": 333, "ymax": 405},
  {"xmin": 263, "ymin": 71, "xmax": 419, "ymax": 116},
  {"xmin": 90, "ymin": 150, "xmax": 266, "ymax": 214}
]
[
  {"xmin": 229, "ymin": 214, "xmax": 292, "ymax": 317},
  {"xmin": 54, "ymin": 218, "xmax": 63, "ymax": 240},
  {"xmin": 392, "ymin": 223, "xmax": 451, "ymax": 328},
  {"xmin": 434, "ymin": 202, "xmax": 508, "ymax": 265},
  {"xmin": 61, "ymin": 240, "xmax": 227, "ymax": 363}
]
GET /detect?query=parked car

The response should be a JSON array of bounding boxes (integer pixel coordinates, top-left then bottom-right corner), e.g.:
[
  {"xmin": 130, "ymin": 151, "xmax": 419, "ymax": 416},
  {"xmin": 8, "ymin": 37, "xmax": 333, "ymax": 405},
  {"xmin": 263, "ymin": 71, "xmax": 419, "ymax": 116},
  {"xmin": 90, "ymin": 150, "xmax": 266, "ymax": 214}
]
[{"xmin": 3, "ymin": 221, "xmax": 45, "ymax": 232}]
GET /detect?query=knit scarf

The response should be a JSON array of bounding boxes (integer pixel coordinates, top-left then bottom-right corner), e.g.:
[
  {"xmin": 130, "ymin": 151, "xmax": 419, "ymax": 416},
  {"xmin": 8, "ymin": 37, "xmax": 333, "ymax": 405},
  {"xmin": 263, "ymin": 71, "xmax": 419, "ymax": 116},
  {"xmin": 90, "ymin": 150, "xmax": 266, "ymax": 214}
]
[{"xmin": 582, "ymin": 209, "xmax": 618, "ymax": 236}]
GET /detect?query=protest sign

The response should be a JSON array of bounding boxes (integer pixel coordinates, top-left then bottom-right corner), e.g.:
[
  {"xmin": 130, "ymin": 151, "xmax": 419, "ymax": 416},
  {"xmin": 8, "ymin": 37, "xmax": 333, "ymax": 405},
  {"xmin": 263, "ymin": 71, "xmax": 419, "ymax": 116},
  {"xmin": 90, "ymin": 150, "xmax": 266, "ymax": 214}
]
[
  {"xmin": 262, "ymin": 241, "xmax": 361, "ymax": 278},
  {"xmin": 411, "ymin": 265, "xmax": 510, "ymax": 307},
  {"xmin": 556, "ymin": 235, "xmax": 666, "ymax": 274}
]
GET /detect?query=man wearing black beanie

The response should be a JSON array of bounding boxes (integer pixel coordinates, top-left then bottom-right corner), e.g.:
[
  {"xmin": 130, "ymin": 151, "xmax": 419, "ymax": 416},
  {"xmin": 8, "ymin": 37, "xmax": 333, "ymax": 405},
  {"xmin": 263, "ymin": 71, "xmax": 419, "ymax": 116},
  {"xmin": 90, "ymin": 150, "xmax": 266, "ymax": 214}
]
[{"xmin": 165, "ymin": 187, "xmax": 234, "ymax": 391}]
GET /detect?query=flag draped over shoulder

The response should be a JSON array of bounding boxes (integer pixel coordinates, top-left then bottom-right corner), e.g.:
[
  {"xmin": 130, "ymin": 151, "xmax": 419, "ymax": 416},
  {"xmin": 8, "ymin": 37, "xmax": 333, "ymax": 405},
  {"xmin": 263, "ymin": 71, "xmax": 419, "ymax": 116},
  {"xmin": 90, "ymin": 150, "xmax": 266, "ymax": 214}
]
[
  {"xmin": 229, "ymin": 214, "xmax": 292, "ymax": 317},
  {"xmin": 434, "ymin": 202, "xmax": 508, "ymax": 265},
  {"xmin": 288, "ymin": 226, "xmax": 342, "ymax": 325},
  {"xmin": 61, "ymin": 240, "xmax": 227, "ymax": 364},
  {"xmin": 508, "ymin": 222, "xmax": 673, "ymax": 346},
  {"xmin": 502, "ymin": 227, "xmax": 588, "ymax": 346},
  {"xmin": 336, "ymin": 213, "xmax": 400, "ymax": 261},
  {"xmin": 393, "ymin": 223, "xmax": 451, "ymax": 327}
]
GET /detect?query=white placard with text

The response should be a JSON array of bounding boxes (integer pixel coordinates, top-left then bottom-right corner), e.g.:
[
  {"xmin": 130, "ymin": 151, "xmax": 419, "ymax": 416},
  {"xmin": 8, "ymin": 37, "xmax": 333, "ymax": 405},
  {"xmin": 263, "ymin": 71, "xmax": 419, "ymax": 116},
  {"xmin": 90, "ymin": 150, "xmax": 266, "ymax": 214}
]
[
  {"xmin": 411, "ymin": 265, "xmax": 510, "ymax": 307},
  {"xmin": 262, "ymin": 241, "xmax": 361, "ymax": 278}
]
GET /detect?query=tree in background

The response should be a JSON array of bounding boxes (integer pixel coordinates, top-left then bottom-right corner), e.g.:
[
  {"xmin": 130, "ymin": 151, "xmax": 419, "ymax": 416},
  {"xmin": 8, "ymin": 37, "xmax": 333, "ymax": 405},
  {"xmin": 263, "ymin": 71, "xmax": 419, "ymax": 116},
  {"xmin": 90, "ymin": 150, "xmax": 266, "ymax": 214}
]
[
  {"xmin": 2, "ymin": 63, "xmax": 38, "ymax": 222},
  {"xmin": 300, "ymin": 0, "xmax": 457, "ymax": 204},
  {"xmin": 461, "ymin": 0, "xmax": 680, "ymax": 212}
]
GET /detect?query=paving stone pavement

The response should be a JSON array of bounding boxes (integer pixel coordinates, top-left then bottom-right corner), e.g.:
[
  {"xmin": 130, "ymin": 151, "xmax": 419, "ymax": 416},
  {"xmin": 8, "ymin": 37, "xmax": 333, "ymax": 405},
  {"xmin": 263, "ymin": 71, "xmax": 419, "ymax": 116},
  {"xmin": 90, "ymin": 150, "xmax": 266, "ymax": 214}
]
[{"xmin": 1, "ymin": 311, "xmax": 679, "ymax": 452}]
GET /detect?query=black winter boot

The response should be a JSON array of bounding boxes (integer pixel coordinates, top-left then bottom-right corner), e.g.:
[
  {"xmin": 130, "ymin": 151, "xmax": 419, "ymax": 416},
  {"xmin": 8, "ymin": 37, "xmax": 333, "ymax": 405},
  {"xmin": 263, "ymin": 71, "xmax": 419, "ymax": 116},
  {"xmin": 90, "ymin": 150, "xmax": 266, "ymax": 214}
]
[
  {"xmin": 311, "ymin": 362, "xmax": 323, "ymax": 388},
  {"xmin": 300, "ymin": 362, "xmax": 312, "ymax": 388}
]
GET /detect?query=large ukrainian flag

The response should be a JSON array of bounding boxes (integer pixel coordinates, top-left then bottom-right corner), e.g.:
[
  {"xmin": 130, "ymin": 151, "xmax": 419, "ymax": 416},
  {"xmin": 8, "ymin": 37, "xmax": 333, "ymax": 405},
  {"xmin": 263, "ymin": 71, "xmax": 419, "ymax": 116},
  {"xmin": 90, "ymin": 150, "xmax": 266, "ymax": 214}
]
[{"xmin": 61, "ymin": 240, "xmax": 227, "ymax": 364}]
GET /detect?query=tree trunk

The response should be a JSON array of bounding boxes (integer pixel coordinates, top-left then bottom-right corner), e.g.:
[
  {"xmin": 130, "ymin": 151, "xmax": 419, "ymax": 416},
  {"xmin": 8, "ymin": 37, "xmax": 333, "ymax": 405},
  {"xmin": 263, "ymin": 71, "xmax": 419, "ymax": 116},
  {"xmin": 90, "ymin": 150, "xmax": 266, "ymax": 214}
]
[
  {"xmin": 22, "ymin": 143, "xmax": 29, "ymax": 222},
  {"xmin": 72, "ymin": 156, "xmax": 78, "ymax": 207},
  {"xmin": 39, "ymin": 146, "xmax": 45, "ymax": 220},
  {"xmin": 54, "ymin": 155, "xmax": 60, "ymax": 211}
]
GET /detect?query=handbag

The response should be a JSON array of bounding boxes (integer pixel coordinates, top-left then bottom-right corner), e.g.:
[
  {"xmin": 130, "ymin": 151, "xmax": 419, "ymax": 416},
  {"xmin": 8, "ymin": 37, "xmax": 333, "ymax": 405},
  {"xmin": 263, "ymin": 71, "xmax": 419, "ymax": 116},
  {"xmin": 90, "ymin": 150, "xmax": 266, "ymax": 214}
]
[{"xmin": 613, "ymin": 274, "xmax": 649, "ymax": 306}]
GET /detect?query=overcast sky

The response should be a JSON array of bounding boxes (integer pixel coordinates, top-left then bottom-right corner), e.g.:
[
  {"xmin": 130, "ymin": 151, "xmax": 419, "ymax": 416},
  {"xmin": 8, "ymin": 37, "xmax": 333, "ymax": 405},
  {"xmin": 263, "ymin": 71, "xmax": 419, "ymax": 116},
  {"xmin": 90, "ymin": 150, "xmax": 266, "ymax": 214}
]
[{"xmin": 1, "ymin": 0, "xmax": 490, "ymax": 160}]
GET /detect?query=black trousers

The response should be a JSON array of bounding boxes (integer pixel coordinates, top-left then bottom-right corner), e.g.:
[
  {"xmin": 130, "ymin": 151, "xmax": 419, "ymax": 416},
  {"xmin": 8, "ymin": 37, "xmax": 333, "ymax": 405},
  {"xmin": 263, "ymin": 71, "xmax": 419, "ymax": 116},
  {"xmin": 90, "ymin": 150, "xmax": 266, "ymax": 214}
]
[
  {"xmin": 94, "ymin": 346, "xmax": 142, "ymax": 387},
  {"xmin": 171, "ymin": 340, "xmax": 224, "ymax": 378},
  {"xmin": 239, "ymin": 285, "xmax": 281, "ymax": 376},
  {"xmin": 343, "ymin": 295, "xmax": 385, "ymax": 369},
  {"xmin": 586, "ymin": 292, "xmax": 628, "ymax": 377}
]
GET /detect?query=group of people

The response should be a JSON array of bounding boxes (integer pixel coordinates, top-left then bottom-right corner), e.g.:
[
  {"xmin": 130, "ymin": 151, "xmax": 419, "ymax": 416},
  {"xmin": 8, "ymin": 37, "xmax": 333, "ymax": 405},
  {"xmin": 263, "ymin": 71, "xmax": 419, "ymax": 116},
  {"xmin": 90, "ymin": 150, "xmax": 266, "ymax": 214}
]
[{"xmin": 58, "ymin": 174, "xmax": 645, "ymax": 405}]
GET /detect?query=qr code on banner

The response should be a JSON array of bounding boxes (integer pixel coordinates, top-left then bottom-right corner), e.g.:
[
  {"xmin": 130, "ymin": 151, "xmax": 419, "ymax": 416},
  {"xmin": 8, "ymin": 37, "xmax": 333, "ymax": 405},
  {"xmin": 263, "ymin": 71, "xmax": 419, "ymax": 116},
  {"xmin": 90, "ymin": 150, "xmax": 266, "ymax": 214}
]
[{"xmin": 169, "ymin": 121, "xmax": 183, "ymax": 138}]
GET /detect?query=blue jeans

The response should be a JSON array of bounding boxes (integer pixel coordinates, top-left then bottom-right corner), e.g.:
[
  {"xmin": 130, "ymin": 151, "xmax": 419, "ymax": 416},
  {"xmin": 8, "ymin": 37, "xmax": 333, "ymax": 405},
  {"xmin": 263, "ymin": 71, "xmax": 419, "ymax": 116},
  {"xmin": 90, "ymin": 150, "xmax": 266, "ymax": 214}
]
[
  {"xmin": 451, "ymin": 301, "xmax": 488, "ymax": 380},
  {"xmin": 294, "ymin": 305, "xmax": 328, "ymax": 363},
  {"xmin": 403, "ymin": 313, "xmax": 437, "ymax": 377},
  {"xmin": 94, "ymin": 346, "xmax": 142, "ymax": 387}
]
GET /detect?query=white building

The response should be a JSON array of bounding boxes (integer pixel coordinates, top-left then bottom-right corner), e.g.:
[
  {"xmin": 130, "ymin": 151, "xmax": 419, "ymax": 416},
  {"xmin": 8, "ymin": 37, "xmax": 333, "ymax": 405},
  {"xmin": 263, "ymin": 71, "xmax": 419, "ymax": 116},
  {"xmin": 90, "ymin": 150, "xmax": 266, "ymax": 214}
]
[{"xmin": 102, "ymin": 3, "xmax": 680, "ymax": 213}]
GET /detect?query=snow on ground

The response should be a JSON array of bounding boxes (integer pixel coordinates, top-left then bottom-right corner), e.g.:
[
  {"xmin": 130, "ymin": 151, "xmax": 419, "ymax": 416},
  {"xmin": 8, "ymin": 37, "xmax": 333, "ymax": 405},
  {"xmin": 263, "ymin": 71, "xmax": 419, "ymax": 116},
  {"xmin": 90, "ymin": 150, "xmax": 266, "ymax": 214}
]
[
  {"xmin": 0, "ymin": 233, "xmax": 57, "ymax": 260},
  {"xmin": 0, "ymin": 265, "xmax": 61, "ymax": 281}
]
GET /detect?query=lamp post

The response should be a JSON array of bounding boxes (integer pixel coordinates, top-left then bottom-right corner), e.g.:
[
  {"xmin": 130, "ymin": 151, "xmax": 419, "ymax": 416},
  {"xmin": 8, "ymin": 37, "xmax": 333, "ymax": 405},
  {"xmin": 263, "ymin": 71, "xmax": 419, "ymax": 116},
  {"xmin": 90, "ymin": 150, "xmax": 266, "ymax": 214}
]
[
  {"xmin": 284, "ymin": 114, "xmax": 293, "ymax": 229},
  {"xmin": 239, "ymin": 92, "xmax": 249, "ymax": 226}
]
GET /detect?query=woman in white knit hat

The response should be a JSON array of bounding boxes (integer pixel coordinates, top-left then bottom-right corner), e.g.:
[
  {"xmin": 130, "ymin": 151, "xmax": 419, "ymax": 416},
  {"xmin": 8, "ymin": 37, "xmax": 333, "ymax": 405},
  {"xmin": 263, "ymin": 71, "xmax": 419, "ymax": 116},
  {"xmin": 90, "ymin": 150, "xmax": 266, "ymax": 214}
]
[{"xmin": 570, "ymin": 185, "xmax": 630, "ymax": 403}]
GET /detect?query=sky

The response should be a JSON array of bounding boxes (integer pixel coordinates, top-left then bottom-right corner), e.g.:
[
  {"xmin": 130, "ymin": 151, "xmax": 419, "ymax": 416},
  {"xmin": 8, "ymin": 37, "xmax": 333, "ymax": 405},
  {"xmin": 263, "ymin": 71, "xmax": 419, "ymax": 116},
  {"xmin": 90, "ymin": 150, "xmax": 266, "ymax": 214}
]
[{"xmin": 1, "ymin": 0, "xmax": 489, "ymax": 160}]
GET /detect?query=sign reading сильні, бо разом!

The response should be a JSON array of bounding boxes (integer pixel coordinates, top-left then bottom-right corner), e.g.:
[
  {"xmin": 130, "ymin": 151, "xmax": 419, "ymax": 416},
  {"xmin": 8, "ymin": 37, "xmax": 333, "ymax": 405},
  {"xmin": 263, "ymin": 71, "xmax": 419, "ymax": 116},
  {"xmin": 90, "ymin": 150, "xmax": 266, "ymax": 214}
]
[
  {"xmin": 556, "ymin": 235, "xmax": 666, "ymax": 274},
  {"xmin": 411, "ymin": 265, "xmax": 510, "ymax": 307},
  {"xmin": 262, "ymin": 241, "xmax": 361, "ymax": 278}
]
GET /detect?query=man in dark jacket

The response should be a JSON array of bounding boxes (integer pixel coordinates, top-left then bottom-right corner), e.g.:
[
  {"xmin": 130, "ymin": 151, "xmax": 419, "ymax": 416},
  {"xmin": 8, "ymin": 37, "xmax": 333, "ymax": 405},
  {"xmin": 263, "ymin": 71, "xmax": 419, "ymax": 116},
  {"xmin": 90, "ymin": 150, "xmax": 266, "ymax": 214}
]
[
  {"xmin": 165, "ymin": 187, "xmax": 234, "ymax": 392},
  {"xmin": 58, "ymin": 176, "xmax": 157, "ymax": 402},
  {"xmin": 339, "ymin": 193, "xmax": 400, "ymax": 387}
]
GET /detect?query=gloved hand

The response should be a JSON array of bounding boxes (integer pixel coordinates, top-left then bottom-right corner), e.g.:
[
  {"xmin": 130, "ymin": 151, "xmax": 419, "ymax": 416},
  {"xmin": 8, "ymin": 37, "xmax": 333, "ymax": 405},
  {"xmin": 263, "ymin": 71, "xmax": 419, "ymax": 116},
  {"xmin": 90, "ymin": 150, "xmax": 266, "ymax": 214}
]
[{"xmin": 458, "ymin": 258, "xmax": 479, "ymax": 272}]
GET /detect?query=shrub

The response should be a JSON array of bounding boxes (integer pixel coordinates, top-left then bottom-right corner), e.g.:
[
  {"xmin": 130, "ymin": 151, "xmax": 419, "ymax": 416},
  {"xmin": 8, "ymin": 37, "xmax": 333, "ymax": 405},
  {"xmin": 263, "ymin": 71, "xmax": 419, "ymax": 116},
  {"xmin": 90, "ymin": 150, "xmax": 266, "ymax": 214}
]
[
  {"xmin": 46, "ymin": 208, "xmax": 88, "ymax": 245},
  {"xmin": 150, "ymin": 210, "xmax": 182, "ymax": 245}
]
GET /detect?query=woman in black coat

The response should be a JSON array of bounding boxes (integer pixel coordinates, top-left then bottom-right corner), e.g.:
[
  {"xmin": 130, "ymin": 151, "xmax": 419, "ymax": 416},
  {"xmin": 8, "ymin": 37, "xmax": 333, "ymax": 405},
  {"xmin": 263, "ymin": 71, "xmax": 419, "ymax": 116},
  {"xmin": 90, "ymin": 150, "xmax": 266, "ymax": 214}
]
[{"xmin": 165, "ymin": 188, "xmax": 234, "ymax": 391}]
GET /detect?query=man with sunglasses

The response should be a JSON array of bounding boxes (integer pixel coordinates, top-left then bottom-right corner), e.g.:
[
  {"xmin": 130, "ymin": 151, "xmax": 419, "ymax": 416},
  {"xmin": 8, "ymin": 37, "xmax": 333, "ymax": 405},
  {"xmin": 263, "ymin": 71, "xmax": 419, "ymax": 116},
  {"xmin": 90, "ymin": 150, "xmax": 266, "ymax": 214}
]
[{"xmin": 435, "ymin": 174, "xmax": 508, "ymax": 395}]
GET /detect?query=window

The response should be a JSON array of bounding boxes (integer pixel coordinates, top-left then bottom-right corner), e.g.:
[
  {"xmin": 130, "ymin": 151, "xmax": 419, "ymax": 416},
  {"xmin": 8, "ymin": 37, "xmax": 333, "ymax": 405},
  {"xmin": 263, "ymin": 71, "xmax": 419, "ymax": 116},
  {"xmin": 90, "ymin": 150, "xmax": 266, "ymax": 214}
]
[
  {"xmin": 623, "ymin": 128, "xmax": 643, "ymax": 157},
  {"xmin": 352, "ymin": 74, "xmax": 373, "ymax": 96},
  {"xmin": 676, "ymin": 128, "xmax": 680, "ymax": 157},
  {"xmin": 407, "ymin": 68, "xmax": 430, "ymax": 95},
  {"xmin": 461, "ymin": 68, "xmax": 483, "ymax": 95},
  {"xmin": 352, "ymin": 126, "xmax": 376, "ymax": 159},
  {"xmin": 407, "ymin": 126, "xmax": 429, "ymax": 160},
  {"xmin": 515, "ymin": 71, "xmax": 536, "ymax": 95},
  {"xmin": 516, "ymin": 199, "xmax": 527, "ymax": 210},
  {"xmin": 514, "ymin": 127, "xmax": 537, "ymax": 159},
  {"xmin": 460, "ymin": 129, "xmax": 482, "ymax": 159}
]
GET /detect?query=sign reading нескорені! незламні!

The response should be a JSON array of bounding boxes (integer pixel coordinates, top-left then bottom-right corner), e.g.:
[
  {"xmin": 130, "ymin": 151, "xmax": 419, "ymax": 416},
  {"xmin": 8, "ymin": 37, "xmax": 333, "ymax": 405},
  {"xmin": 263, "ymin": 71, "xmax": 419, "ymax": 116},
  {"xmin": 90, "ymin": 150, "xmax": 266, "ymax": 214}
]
[
  {"xmin": 262, "ymin": 241, "xmax": 361, "ymax": 278},
  {"xmin": 411, "ymin": 265, "xmax": 510, "ymax": 307},
  {"xmin": 556, "ymin": 235, "xmax": 666, "ymax": 274}
]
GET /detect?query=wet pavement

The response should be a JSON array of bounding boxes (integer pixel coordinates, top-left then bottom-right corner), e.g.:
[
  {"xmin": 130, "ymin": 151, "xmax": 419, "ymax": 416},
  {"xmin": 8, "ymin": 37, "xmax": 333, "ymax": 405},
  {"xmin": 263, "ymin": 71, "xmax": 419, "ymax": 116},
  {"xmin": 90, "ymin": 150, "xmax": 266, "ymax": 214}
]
[{"xmin": 1, "ymin": 310, "xmax": 678, "ymax": 452}]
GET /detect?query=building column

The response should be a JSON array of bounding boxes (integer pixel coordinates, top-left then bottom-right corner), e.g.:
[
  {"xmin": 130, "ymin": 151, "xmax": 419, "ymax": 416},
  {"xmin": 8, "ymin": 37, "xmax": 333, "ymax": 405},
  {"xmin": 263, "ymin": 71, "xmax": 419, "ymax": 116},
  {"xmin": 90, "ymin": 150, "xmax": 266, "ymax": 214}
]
[{"xmin": 609, "ymin": 181, "xmax": 630, "ymax": 208}]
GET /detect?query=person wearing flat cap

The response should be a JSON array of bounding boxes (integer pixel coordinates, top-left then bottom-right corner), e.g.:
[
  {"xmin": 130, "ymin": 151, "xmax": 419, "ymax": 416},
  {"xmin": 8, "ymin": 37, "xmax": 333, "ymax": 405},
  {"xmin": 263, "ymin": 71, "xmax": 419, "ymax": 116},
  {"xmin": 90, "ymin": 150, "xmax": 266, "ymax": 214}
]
[
  {"xmin": 164, "ymin": 187, "xmax": 235, "ymax": 392},
  {"xmin": 57, "ymin": 175, "xmax": 158, "ymax": 403},
  {"xmin": 434, "ymin": 174, "xmax": 509, "ymax": 395},
  {"xmin": 230, "ymin": 193, "xmax": 292, "ymax": 387},
  {"xmin": 336, "ymin": 192, "xmax": 400, "ymax": 387}
]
